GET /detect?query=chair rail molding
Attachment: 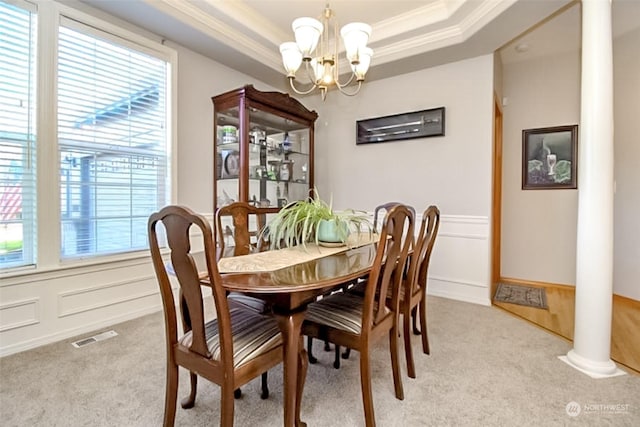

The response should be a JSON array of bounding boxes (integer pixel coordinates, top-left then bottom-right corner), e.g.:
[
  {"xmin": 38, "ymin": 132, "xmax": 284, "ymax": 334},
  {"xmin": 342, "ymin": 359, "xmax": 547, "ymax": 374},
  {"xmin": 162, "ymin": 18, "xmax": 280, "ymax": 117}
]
[
  {"xmin": 0, "ymin": 212, "xmax": 490, "ymax": 356},
  {"xmin": 366, "ymin": 211, "xmax": 491, "ymax": 306}
]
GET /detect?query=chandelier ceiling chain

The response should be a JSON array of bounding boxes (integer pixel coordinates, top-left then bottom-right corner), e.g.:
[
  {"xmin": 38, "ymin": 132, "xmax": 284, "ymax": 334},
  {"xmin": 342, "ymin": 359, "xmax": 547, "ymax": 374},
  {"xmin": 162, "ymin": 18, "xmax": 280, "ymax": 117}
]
[{"xmin": 279, "ymin": 3, "xmax": 373, "ymax": 101}]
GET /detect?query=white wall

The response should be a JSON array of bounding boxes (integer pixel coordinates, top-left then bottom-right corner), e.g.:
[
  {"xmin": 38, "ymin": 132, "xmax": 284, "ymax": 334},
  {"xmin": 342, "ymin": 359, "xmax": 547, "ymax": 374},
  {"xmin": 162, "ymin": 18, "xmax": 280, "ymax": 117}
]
[
  {"xmin": 316, "ymin": 55, "xmax": 495, "ymax": 215},
  {"xmin": 500, "ymin": 26, "xmax": 640, "ymax": 300},
  {"xmin": 172, "ymin": 45, "xmax": 280, "ymax": 212},
  {"xmin": 314, "ymin": 55, "xmax": 496, "ymax": 305},
  {"xmin": 613, "ymin": 27, "xmax": 640, "ymax": 300},
  {"xmin": 501, "ymin": 50, "xmax": 581, "ymax": 285}
]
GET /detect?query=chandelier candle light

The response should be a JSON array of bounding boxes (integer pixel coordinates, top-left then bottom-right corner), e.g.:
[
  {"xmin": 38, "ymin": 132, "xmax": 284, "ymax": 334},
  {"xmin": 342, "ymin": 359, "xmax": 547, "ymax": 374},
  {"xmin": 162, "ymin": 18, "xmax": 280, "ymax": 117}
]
[{"xmin": 279, "ymin": 4, "xmax": 373, "ymax": 100}]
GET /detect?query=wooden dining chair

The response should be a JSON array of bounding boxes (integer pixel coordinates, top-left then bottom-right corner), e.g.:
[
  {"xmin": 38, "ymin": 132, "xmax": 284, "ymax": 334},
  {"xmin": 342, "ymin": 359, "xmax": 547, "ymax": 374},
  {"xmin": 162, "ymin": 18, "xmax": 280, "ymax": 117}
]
[
  {"xmin": 372, "ymin": 201, "xmax": 411, "ymax": 233},
  {"xmin": 344, "ymin": 204, "xmax": 438, "ymax": 378},
  {"xmin": 215, "ymin": 202, "xmax": 273, "ymax": 314},
  {"xmin": 396, "ymin": 205, "xmax": 440, "ymax": 378},
  {"xmin": 215, "ymin": 201, "xmax": 271, "ymax": 258},
  {"xmin": 302, "ymin": 204, "xmax": 414, "ymax": 427},
  {"xmin": 215, "ymin": 202, "xmax": 275, "ymax": 396},
  {"xmin": 307, "ymin": 202, "xmax": 409, "ymax": 369},
  {"xmin": 148, "ymin": 205, "xmax": 283, "ymax": 426},
  {"xmin": 340, "ymin": 201, "xmax": 416, "ymax": 362},
  {"xmin": 307, "ymin": 201, "xmax": 396, "ymax": 369}
]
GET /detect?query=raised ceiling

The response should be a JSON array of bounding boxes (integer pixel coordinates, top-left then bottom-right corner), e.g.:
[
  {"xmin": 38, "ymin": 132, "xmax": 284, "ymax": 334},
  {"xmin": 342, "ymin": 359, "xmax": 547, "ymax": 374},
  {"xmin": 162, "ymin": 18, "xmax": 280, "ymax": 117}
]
[
  {"xmin": 500, "ymin": 0, "xmax": 640, "ymax": 65},
  {"xmin": 78, "ymin": 0, "xmax": 633, "ymax": 93}
]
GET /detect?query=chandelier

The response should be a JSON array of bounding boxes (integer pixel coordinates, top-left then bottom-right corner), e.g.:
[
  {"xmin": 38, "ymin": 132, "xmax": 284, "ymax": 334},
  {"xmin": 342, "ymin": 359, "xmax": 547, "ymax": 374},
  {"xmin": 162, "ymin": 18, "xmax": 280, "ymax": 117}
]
[{"xmin": 279, "ymin": 4, "xmax": 373, "ymax": 101}]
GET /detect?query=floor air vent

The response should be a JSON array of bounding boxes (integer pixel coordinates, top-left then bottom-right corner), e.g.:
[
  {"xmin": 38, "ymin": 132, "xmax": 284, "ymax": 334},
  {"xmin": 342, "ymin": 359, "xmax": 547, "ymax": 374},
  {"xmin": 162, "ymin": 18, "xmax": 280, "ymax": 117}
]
[{"xmin": 71, "ymin": 330, "xmax": 118, "ymax": 348}]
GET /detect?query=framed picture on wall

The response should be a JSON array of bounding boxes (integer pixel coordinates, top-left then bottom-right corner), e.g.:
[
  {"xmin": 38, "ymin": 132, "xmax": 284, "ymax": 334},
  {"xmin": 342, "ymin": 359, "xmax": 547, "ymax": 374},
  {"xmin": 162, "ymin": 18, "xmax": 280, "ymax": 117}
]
[
  {"xmin": 356, "ymin": 107, "xmax": 445, "ymax": 144},
  {"xmin": 522, "ymin": 125, "xmax": 578, "ymax": 190}
]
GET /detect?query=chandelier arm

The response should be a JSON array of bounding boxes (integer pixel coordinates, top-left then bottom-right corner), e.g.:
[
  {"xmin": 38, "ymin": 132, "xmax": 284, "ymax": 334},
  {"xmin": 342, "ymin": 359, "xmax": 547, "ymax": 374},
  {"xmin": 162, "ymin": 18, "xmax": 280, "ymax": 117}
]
[
  {"xmin": 288, "ymin": 77, "xmax": 319, "ymax": 95},
  {"xmin": 334, "ymin": 80, "xmax": 363, "ymax": 97},
  {"xmin": 334, "ymin": 72, "xmax": 356, "ymax": 89},
  {"xmin": 302, "ymin": 60, "xmax": 319, "ymax": 86}
]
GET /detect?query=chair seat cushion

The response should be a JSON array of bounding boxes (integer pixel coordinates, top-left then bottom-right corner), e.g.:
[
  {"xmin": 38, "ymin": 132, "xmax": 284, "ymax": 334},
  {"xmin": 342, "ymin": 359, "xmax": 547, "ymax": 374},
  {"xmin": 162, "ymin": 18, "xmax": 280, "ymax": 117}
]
[
  {"xmin": 228, "ymin": 292, "xmax": 271, "ymax": 314},
  {"xmin": 349, "ymin": 278, "xmax": 415, "ymax": 302},
  {"xmin": 305, "ymin": 293, "xmax": 365, "ymax": 334},
  {"xmin": 179, "ymin": 308, "xmax": 282, "ymax": 367}
]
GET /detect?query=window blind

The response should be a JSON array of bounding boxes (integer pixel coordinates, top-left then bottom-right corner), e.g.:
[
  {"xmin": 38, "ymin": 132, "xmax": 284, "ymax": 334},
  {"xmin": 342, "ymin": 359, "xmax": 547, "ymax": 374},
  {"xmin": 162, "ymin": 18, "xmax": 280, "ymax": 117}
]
[
  {"xmin": 0, "ymin": 1, "xmax": 37, "ymax": 269},
  {"xmin": 57, "ymin": 19, "xmax": 169, "ymax": 259}
]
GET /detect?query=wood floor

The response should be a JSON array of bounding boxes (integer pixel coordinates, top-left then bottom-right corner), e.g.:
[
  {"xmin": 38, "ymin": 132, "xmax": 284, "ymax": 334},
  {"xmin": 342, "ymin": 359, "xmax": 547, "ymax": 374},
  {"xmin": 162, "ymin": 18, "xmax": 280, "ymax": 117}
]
[{"xmin": 492, "ymin": 280, "xmax": 640, "ymax": 374}]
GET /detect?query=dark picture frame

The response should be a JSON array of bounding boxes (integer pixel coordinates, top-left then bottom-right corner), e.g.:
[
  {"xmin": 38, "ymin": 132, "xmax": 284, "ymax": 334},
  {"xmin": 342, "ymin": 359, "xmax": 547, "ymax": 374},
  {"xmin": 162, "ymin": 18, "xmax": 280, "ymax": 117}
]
[
  {"xmin": 356, "ymin": 107, "xmax": 445, "ymax": 145},
  {"xmin": 522, "ymin": 125, "xmax": 578, "ymax": 190}
]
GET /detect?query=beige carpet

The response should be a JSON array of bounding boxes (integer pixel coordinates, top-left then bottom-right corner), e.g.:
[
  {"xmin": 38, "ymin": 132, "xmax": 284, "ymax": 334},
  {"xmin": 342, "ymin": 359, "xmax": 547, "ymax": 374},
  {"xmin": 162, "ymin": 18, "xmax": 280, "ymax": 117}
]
[{"xmin": 1, "ymin": 296, "xmax": 638, "ymax": 426}]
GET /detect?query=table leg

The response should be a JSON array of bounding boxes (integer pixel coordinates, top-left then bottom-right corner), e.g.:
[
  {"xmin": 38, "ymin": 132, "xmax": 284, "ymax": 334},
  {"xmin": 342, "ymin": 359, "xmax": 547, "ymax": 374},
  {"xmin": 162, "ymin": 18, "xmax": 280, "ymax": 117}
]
[
  {"xmin": 296, "ymin": 338, "xmax": 308, "ymax": 427},
  {"xmin": 273, "ymin": 309, "xmax": 307, "ymax": 427}
]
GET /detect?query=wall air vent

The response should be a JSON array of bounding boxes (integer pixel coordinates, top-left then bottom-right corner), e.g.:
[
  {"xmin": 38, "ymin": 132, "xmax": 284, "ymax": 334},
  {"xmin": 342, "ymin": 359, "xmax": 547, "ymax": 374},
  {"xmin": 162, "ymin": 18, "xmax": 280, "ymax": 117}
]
[{"xmin": 71, "ymin": 330, "xmax": 118, "ymax": 348}]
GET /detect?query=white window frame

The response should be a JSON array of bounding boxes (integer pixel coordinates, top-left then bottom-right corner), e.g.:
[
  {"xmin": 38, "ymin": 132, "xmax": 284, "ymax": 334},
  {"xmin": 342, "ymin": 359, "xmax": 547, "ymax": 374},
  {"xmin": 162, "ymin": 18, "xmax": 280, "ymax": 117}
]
[
  {"xmin": 0, "ymin": 0, "xmax": 38, "ymax": 270},
  {"xmin": 1, "ymin": 0, "xmax": 177, "ymax": 276}
]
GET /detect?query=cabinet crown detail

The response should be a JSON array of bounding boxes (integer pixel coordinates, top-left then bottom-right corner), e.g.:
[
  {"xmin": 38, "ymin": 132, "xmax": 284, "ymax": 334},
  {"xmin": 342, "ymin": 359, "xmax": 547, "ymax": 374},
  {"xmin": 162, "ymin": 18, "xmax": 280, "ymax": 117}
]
[{"xmin": 212, "ymin": 85, "xmax": 318, "ymax": 122}]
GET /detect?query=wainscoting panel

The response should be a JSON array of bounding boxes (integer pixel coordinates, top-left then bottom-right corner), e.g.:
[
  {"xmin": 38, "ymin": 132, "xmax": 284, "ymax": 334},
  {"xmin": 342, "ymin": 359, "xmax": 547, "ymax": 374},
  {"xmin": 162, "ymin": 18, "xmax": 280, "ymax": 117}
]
[
  {"xmin": 0, "ymin": 217, "xmax": 212, "ymax": 357},
  {"xmin": 57, "ymin": 275, "xmax": 158, "ymax": 318},
  {"xmin": 0, "ymin": 297, "xmax": 40, "ymax": 332},
  {"xmin": 426, "ymin": 215, "xmax": 492, "ymax": 306},
  {"xmin": 0, "ymin": 260, "xmax": 162, "ymax": 357}
]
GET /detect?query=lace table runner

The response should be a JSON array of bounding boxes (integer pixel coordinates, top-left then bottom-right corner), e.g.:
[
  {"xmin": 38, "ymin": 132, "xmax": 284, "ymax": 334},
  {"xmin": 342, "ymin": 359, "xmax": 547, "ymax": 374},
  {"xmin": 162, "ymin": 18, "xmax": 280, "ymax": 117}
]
[{"xmin": 217, "ymin": 233, "xmax": 377, "ymax": 273}]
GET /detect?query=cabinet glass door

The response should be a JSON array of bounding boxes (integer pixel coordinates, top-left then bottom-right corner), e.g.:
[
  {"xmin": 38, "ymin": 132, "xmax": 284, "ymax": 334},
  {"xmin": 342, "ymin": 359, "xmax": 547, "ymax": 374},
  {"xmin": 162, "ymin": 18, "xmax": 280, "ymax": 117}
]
[
  {"xmin": 248, "ymin": 107, "xmax": 310, "ymax": 208},
  {"xmin": 215, "ymin": 106, "xmax": 240, "ymax": 209}
]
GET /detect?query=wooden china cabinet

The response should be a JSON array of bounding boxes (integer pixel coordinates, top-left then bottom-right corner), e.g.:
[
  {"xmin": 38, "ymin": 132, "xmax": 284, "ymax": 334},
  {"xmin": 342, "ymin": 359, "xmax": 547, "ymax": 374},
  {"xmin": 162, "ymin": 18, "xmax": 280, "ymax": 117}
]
[{"xmin": 212, "ymin": 85, "xmax": 318, "ymax": 218}]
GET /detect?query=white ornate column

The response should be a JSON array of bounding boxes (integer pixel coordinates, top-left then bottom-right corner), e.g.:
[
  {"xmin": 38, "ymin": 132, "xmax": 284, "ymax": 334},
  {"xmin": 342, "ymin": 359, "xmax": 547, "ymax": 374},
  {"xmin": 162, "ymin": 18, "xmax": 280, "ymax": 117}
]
[{"xmin": 562, "ymin": 0, "xmax": 622, "ymax": 378}]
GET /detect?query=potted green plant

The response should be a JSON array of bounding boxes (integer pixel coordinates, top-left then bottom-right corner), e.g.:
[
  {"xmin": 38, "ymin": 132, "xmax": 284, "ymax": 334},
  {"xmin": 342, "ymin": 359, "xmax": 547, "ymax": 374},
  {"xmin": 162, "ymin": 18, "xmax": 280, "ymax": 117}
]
[{"xmin": 261, "ymin": 189, "xmax": 372, "ymax": 249}]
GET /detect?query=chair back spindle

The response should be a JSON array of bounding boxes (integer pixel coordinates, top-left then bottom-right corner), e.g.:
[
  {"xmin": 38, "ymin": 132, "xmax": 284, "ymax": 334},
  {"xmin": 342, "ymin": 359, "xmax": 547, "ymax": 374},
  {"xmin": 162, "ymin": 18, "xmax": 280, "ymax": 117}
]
[
  {"xmin": 215, "ymin": 202, "xmax": 270, "ymax": 257},
  {"xmin": 407, "ymin": 206, "xmax": 440, "ymax": 299},
  {"xmin": 372, "ymin": 202, "xmax": 414, "ymax": 234},
  {"xmin": 364, "ymin": 205, "xmax": 414, "ymax": 331}
]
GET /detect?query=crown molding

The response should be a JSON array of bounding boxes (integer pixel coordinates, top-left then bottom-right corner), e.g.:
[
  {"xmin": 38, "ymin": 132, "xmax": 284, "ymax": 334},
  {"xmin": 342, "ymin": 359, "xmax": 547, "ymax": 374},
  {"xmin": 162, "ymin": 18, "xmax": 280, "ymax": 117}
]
[
  {"xmin": 199, "ymin": 0, "xmax": 289, "ymax": 45},
  {"xmin": 374, "ymin": 26, "xmax": 465, "ymax": 65},
  {"xmin": 147, "ymin": 0, "xmax": 282, "ymax": 70},
  {"xmin": 458, "ymin": 0, "xmax": 519, "ymax": 36},
  {"xmin": 372, "ymin": 0, "xmax": 519, "ymax": 65},
  {"xmin": 143, "ymin": 0, "xmax": 521, "ymax": 74},
  {"xmin": 371, "ymin": 0, "xmax": 460, "ymax": 43}
]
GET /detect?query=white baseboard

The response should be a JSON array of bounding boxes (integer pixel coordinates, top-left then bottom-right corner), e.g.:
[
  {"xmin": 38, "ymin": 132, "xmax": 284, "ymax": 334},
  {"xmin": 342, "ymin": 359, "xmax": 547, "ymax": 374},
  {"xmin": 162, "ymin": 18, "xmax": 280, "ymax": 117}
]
[
  {"xmin": 428, "ymin": 276, "xmax": 492, "ymax": 306},
  {"xmin": 0, "ymin": 304, "xmax": 162, "ymax": 358}
]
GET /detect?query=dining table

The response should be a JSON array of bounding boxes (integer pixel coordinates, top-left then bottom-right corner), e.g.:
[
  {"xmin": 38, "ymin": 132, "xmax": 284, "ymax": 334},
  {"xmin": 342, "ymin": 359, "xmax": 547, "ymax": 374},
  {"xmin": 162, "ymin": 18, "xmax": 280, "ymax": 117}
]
[{"xmin": 204, "ymin": 235, "xmax": 379, "ymax": 427}]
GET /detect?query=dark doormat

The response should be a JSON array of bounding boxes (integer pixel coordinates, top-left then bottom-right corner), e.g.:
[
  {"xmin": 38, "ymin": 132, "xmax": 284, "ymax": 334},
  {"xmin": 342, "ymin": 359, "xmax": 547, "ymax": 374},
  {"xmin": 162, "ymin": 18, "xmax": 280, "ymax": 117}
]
[{"xmin": 493, "ymin": 283, "xmax": 548, "ymax": 309}]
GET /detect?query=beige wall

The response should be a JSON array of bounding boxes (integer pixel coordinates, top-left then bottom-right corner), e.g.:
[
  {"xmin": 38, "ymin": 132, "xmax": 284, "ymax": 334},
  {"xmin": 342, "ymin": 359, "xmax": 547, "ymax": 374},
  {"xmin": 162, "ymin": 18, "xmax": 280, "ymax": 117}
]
[
  {"xmin": 173, "ymin": 45, "xmax": 279, "ymax": 213},
  {"xmin": 314, "ymin": 55, "xmax": 495, "ymax": 217},
  {"xmin": 613, "ymin": 27, "xmax": 640, "ymax": 300},
  {"xmin": 493, "ymin": 51, "xmax": 504, "ymax": 103},
  {"xmin": 500, "ymin": 26, "xmax": 640, "ymax": 300},
  {"xmin": 501, "ymin": 50, "xmax": 580, "ymax": 285},
  {"xmin": 310, "ymin": 55, "xmax": 496, "ymax": 305}
]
